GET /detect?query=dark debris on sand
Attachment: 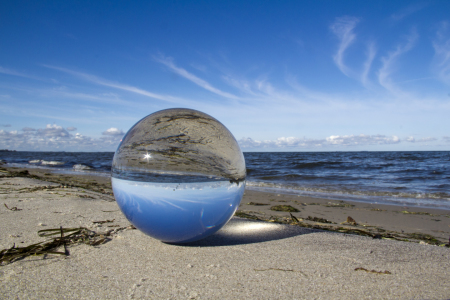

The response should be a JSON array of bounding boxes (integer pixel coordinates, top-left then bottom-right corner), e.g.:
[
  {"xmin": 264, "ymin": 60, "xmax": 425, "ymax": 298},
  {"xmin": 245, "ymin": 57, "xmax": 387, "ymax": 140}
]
[
  {"xmin": 0, "ymin": 225, "xmax": 136, "ymax": 266},
  {"xmin": 235, "ymin": 210, "xmax": 450, "ymax": 247}
]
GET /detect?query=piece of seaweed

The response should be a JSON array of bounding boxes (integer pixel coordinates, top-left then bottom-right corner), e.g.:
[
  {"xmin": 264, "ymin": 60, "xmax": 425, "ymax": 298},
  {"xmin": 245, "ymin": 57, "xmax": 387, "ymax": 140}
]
[
  {"xmin": 246, "ymin": 202, "xmax": 270, "ymax": 206},
  {"xmin": 306, "ymin": 216, "xmax": 335, "ymax": 224},
  {"xmin": 342, "ymin": 216, "xmax": 358, "ymax": 225},
  {"xmin": 0, "ymin": 227, "xmax": 109, "ymax": 265},
  {"xmin": 93, "ymin": 219, "xmax": 115, "ymax": 224},
  {"xmin": 233, "ymin": 211, "xmax": 450, "ymax": 245},
  {"xmin": 4, "ymin": 203, "xmax": 22, "ymax": 211},
  {"xmin": 355, "ymin": 267, "xmax": 391, "ymax": 275},
  {"xmin": 235, "ymin": 211, "xmax": 260, "ymax": 220},
  {"xmin": 290, "ymin": 213, "xmax": 300, "ymax": 223},
  {"xmin": 270, "ymin": 205, "xmax": 299, "ymax": 212}
]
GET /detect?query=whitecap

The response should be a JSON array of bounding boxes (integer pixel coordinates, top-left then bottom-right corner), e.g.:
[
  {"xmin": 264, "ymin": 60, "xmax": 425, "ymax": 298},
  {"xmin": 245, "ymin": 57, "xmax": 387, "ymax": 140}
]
[
  {"xmin": 73, "ymin": 164, "xmax": 93, "ymax": 171},
  {"xmin": 41, "ymin": 160, "xmax": 65, "ymax": 166}
]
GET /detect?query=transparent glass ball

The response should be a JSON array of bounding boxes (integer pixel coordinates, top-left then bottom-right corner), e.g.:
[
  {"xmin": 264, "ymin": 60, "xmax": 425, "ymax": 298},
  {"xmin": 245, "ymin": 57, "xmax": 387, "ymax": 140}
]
[{"xmin": 111, "ymin": 108, "xmax": 246, "ymax": 243}]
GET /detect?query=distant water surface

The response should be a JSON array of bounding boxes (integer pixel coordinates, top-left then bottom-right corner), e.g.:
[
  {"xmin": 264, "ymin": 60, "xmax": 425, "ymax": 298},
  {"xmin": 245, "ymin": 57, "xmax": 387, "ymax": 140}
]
[
  {"xmin": 244, "ymin": 152, "xmax": 450, "ymax": 210},
  {"xmin": 1, "ymin": 151, "xmax": 449, "ymax": 210}
]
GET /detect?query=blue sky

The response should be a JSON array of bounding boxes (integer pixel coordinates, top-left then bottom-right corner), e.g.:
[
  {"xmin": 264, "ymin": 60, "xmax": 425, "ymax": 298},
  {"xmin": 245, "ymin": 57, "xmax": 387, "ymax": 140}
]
[{"xmin": 1, "ymin": 1, "xmax": 449, "ymax": 151}]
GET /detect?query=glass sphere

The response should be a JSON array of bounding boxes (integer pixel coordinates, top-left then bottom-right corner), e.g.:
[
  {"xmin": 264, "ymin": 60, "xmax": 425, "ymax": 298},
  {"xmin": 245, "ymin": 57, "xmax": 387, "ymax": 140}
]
[{"xmin": 111, "ymin": 108, "xmax": 246, "ymax": 243}]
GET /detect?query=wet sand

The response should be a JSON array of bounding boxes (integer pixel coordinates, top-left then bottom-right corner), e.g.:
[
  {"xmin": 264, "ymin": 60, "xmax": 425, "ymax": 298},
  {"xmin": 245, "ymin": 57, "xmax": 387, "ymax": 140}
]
[
  {"xmin": 1, "ymin": 166, "xmax": 450, "ymax": 299},
  {"xmin": 239, "ymin": 190, "xmax": 450, "ymax": 244}
]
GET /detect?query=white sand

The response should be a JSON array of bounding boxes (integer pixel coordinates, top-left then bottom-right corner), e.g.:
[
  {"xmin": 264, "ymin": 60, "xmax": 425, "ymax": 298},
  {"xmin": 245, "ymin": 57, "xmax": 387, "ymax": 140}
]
[{"xmin": 1, "ymin": 177, "xmax": 449, "ymax": 299}]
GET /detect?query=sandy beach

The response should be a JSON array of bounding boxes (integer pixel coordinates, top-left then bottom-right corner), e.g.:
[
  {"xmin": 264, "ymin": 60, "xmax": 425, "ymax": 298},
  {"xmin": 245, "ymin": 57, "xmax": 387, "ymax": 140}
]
[{"xmin": 1, "ymin": 166, "xmax": 450, "ymax": 299}]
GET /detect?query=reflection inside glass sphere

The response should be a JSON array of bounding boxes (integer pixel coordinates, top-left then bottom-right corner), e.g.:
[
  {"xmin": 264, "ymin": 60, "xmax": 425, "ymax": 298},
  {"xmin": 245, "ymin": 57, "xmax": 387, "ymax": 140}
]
[
  {"xmin": 112, "ymin": 178, "xmax": 245, "ymax": 243},
  {"xmin": 111, "ymin": 108, "xmax": 246, "ymax": 243}
]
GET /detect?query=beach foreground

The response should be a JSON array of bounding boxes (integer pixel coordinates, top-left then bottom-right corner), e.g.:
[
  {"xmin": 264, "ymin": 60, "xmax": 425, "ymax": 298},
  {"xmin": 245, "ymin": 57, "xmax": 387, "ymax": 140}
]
[{"xmin": 1, "ymin": 167, "xmax": 450, "ymax": 299}]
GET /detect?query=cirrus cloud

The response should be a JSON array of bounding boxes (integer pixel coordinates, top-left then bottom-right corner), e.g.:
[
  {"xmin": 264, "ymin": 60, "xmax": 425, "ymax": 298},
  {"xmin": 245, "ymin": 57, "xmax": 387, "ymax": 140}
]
[{"xmin": 330, "ymin": 16, "xmax": 360, "ymax": 78}]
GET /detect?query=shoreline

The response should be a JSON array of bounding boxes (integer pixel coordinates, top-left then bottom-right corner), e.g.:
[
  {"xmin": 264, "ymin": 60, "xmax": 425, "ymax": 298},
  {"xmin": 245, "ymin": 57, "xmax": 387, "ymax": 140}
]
[
  {"xmin": 1, "ymin": 165, "xmax": 450, "ymax": 298},
  {"xmin": 4, "ymin": 163, "xmax": 450, "ymax": 211},
  {"xmin": 1, "ymin": 165, "xmax": 449, "ymax": 244},
  {"xmin": 245, "ymin": 185, "xmax": 450, "ymax": 211}
]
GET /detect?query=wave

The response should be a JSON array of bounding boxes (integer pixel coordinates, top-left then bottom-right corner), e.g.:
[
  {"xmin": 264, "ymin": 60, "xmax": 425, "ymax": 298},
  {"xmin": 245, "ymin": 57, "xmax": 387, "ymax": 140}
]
[
  {"xmin": 73, "ymin": 164, "xmax": 93, "ymax": 171},
  {"xmin": 292, "ymin": 161, "xmax": 344, "ymax": 169},
  {"xmin": 26, "ymin": 159, "xmax": 66, "ymax": 166},
  {"xmin": 245, "ymin": 181, "xmax": 450, "ymax": 201},
  {"xmin": 258, "ymin": 174, "xmax": 319, "ymax": 181},
  {"xmin": 41, "ymin": 160, "xmax": 66, "ymax": 166}
]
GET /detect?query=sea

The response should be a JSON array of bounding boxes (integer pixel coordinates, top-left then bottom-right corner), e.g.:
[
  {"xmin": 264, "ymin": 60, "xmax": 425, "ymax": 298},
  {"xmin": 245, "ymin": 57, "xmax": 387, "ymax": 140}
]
[{"xmin": 1, "ymin": 151, "xmax": 449, "ymax": 210}]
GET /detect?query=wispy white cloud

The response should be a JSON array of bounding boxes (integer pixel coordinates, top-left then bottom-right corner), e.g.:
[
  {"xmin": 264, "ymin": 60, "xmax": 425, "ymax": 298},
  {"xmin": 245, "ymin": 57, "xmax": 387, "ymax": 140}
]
[
  {"xmin": 222, "ymin": 75, "xmax": 260, "ymax": 97},
  {"xmin": 330, "ymin": 16, "xmax": 360, "ymax": 77},
  {"xmin": 390, "ymin": 3, "xmax": 428, "ymax": 21},
  {"xmin": 219, "ymin": 70, "xmax": 326, "ymax": 107},
  {"xmin": 66, "ymin": 127, "xmax": 77, "ymax": 131},
  {"xmin": 0, "ymin": 66, "xmax": 44, "ymax": 81},
  {"xmin": 395, "ymin": 76, "xmax": 436, "ymax": 84},
  {"xmin": 0, "ymin": 66, "xmax": 28, "ymax": 77},
  {"xmin": 378, "ymin": 29, "xmax": 418, "ymax": 96},
  {"xmin": 187, "ymin": 66, "xmax": 314, "ymax": 108},
  {"xmin": 190, "ymin": 63, "xmax": 208, "ymax": 73},
  {"xmin": 0, "ymin": 82, "xmax": 131, "ymax": 107},
  {"xmin": 153, "ymin": 55, "xmax": 239, "ymax": 99},
  {"xmin": 41, "ymin": 65, "xmax": 192, "ymax": 105},
  {"xmin": 0, "ymin": 93, "xmax": 138, "ymax": 126},
  {"xmin": 287, "ymin": 76, "xmax": 348, "ymax": 103},
  {"xmin": 330, "ymin": 17, "xmax": 378, "ymax": 89},
  {"xmin": 44, "ymin": 89, "xmax": 130, "ymax": 106},
  {"xmin": 432, "ymin": 21, "xmax": 450, "ymax": 85},
  {"xmin": 361, "ymin": 42, "xmax": 376, "ymax": 88}
]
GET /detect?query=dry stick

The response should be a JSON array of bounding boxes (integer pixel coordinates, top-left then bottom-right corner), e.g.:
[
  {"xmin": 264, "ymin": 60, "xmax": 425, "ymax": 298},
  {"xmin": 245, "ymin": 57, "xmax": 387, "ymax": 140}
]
[
  {"xmin": 355, "ymin": 267, "xmax": 392, "ymax": 275},
  {"xmin": 289, "ymin": 212, "xmax": 299, "ymax": 223},
  {"xmin": 93, "ymin": 219, "xmax": 115, "ymax": 224},
  {"xmin": 4, "ymin": 203, "xmax": 22, "ymax": 211},
  {"xmin": 60, "ymin": 226, "xmax": 69, "ymax": 256}
]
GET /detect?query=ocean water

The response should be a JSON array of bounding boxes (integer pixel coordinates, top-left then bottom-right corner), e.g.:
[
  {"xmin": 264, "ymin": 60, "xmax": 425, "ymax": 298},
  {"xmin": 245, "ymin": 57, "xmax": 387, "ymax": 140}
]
[
  {"xmin": 1, "ymin": 151, "xmax": 449, "ymax": 210},
  {"xmin": 244, "ymin": 152, "xmax": 450, "ymax": 210}
]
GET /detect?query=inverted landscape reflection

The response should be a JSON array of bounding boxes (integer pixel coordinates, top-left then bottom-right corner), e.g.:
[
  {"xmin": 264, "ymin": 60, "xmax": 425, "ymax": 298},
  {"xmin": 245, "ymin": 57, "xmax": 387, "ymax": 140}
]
[{"xmin": 112, "ymin": 177, "xmax": 245, "ymax": 243}]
